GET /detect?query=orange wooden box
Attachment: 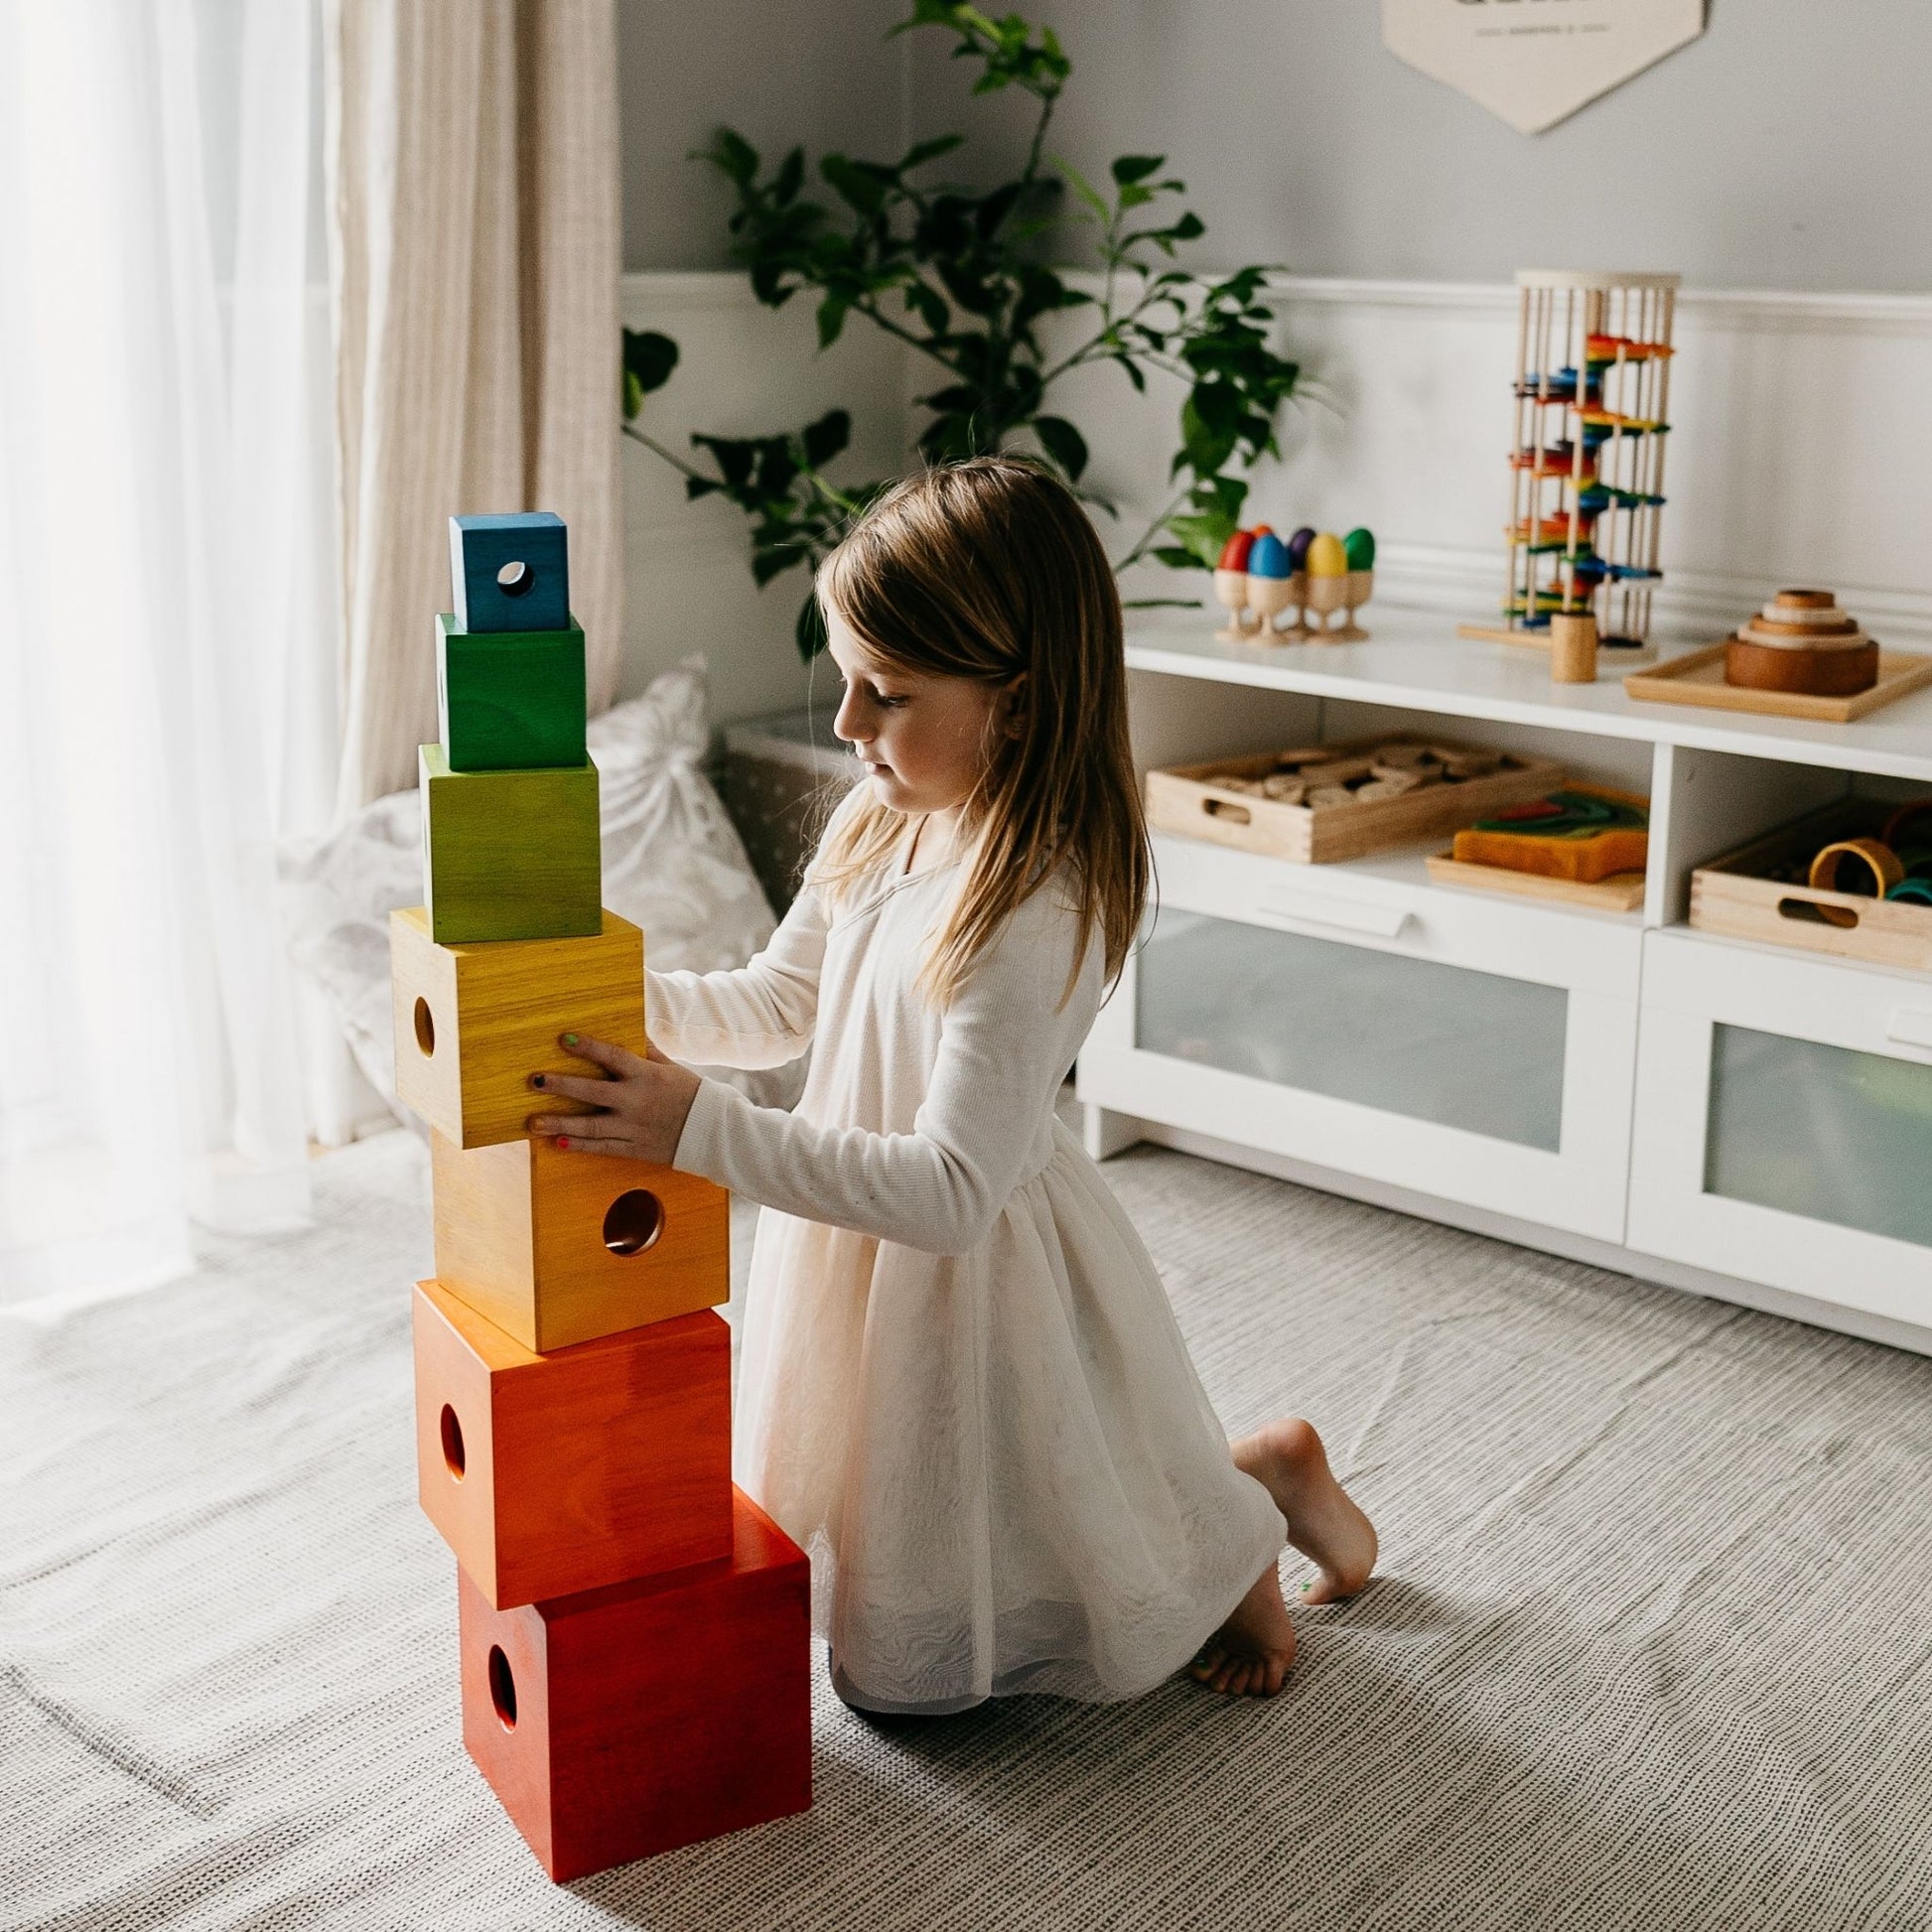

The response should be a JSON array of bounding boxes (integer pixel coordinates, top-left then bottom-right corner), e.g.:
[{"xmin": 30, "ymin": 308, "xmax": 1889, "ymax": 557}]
[
  {"xmin": 390, "ymin": 907, "xmax": 646, "ymax": 1150},
  {"xmin": 459, "ymin": 1487, "xmax": 813, "ymax": 1882},
  {"xmin": 412, "ymin": 1279, "xmax": 731, "ymax": 1609},
  {"xmin": 431, "ymin": 1132, "xmax": 729, "ymax": 1353}
]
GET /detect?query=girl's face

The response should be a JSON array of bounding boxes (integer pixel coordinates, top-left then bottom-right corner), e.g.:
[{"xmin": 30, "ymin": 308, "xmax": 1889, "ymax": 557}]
[{"xmin": 826, "ymin": 611, "xmax": 1002, "ymax": 819}]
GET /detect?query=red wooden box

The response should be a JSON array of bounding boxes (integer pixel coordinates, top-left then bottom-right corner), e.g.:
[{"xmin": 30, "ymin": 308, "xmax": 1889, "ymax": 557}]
[
  {"xmin": 459, "ymin": 1487, "xmax": 813, "ymax": 1881},
  {"xmin": 413, "ymin": 1279, "xmax": 731, "ymax": 1609}
]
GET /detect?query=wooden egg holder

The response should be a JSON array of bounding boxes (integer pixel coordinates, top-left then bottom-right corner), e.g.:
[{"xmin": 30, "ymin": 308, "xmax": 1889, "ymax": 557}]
[
  {"xmin": 1145, "ymin": 734, "xmax": 1565, "ymax": 865},
  {"xmin": 389, "ymin": 515, "xmax": 810, "ymax": 1882}
]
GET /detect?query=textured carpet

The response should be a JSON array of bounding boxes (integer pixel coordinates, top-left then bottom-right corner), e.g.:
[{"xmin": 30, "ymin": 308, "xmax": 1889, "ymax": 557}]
[{"xmin": 3, "ymin": 1130, "xmax": 1931, "ymax": 1932}]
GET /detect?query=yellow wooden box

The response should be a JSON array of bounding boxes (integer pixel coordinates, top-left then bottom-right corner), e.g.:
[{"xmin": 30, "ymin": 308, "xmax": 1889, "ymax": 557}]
[
  {"xmin": 390, "ymin": 906, "xmax": 645, "ymax": 1149},
  {"xmin": 430, "ymin": 1131, "xmax": 729, "ymax": 1353}
]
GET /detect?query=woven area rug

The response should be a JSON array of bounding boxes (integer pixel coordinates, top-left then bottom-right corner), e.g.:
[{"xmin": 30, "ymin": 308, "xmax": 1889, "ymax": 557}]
[{"xmin": 3, "ymin": 1129, "xmax": 1930, "ymax": 1931}]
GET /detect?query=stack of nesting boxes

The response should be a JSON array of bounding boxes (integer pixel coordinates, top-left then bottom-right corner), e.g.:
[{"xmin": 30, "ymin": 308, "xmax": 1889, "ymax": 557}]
[{"xmin": 388, "ymin": 513, "xmax": 811, "ymax": 1883}]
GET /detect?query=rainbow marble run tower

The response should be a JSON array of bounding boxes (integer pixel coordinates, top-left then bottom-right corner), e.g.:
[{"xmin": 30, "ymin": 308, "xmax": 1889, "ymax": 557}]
[
  {"xmin": 1462, "ymin": 269, "xmax": 1680, "ymax": 655},
  {"xmin": 388, "ymin": 511, "xmax": 811, "ymax": 1883}
]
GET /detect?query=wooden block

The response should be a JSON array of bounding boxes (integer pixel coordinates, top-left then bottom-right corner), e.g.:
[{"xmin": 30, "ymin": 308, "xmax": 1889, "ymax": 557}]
[
  {"xmin": 420, "ymin": 744, "xmax": 601, "ymax": 943},
  {"xmin": 437, "ymin": 614, "xmax": 587, "ymax": 771},
  {"xmin": 413, "ymin": 1280, "xmax": 732, "ymax": 1609},
  {"xmin": 390, "ymin": 906, "xmax": 643, "ymax": 1148},
  {"xmin": 431, "ymin": 1132, "xmax": 728, "ymax": 1351},
  {"xmin": 459, "ymin": 1487, "xmax": 812, "ymax": 1881},
  {"xmin": 450, "ymin": 511, "xmax": 570, "ymax": 632}
]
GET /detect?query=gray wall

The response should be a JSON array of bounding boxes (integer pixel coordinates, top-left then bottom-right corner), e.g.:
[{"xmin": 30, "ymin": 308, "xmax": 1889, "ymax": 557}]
[
  {"xmin": 619, "ymin": 0, "xmax": 904, "ymax": 270},
  {"xmin": 624, "ymin": 0, "xmax": 1932, "ymax": 293}
]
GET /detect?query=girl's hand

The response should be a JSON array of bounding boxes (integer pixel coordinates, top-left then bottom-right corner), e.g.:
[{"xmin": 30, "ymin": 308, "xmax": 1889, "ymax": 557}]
[{"xmin": 526, "ymin": 1034, "xmax": 702, "ymax": 1167}]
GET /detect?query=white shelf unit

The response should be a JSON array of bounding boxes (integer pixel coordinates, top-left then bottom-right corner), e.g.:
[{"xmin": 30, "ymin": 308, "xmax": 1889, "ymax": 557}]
[{"xmin": 1083, "ymin": 608, "xmax": 1932, "ymax": 1354}]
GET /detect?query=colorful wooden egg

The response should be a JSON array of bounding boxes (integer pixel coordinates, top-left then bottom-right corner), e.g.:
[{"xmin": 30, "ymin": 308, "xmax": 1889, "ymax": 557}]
[
  {"xmin": 1247, "ymin": 532, "xmax": 1291, "ymax": 580},
  {"xmin": 1217, "ymin": 529, "xmax": 1256, "ymax": 572},
  {"xmin": 1285, "ymin": 527, "xmax": 1315, "ymax": 572},
  {"xmin": 1306, "ymin": 532, "xmax": 1348, "ymax": 578},
  {"xmin": 1342, "ymin": 527, "xmax": 1376, "ymax": 571}
]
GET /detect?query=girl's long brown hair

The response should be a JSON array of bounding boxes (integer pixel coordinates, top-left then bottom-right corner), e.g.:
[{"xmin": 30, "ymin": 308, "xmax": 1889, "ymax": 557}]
[{"xmin": 812, "ymin": 456, "xmax": 1150, "ymax": 1007}]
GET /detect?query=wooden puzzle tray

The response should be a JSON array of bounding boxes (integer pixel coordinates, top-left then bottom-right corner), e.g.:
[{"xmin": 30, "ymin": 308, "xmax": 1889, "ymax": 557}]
[
  {"xmin": 1425, "ymin": 853, "xmax": 1646, "ymax": 913},
  {"xmin": 1623, "ymin": 644, "xmax": 1932, "ymax": 722}
]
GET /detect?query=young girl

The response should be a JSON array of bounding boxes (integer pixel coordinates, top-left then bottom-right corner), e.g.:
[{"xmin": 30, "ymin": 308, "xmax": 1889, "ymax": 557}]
[{"xmin": 527, "ymin": 457, "xmax": 1375, "ymax": 1713}]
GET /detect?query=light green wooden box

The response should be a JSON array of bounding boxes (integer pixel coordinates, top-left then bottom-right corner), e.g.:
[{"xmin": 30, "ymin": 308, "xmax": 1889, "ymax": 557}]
[{"xmin": 419, "ymin": 744, "xmax": 602, "ymax": 943}]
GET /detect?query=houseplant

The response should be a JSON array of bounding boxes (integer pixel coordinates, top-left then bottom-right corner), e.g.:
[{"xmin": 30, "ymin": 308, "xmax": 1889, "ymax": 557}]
[{"xmin": 621, "ymin": 1, "xmax": 1302, "ymax": 659}]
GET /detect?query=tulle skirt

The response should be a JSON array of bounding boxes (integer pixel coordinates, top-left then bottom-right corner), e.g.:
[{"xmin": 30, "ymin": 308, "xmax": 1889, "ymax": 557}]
[{"xmin": 733, "ymin": 1117, "xmax": 1287, "ymax": 1714}]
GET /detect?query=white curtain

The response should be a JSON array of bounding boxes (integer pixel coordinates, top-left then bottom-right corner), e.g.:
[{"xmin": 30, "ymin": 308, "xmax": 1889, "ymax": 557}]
[
  {"xmin": 0, "ymin": 1, "xmax": 333, "ymax": 1304},
  {"xmin": 327, "ymin": 0, "xmax": 624, "ymax": 812}
]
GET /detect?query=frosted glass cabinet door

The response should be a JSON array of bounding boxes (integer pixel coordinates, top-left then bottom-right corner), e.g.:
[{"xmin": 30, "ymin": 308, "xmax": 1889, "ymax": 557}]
[
  {"xmin": 1706, "ymin": 1026, "xmax": 1932, "ymax": 1250},
  {"xmin": 1136, "ymin": 910, "xmax": 1569, "ymax": 1150},
  {"xmin": 1627, "ymin": 931, "xmax": 1932, "ymax": 1329},
  {"xmin": 1077, "ymin": 834, "xmax": 1641, "ymax": 1239}
]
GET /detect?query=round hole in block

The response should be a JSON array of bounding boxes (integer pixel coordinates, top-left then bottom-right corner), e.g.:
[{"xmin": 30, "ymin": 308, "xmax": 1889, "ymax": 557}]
[
  {"xmin": 496, "ymin": 560, "xmax": 534, "ymax": 597},
  {"xmin": 439, "ymin": 1404, "xmax": 466, "ymax": 1479},
  {"xmin": 413, "ymin": 997, "xmax": 435, "ymax": 1056},
  {"xmin": 487, "ymin": 1646, "xmax": 517, "ymax": 1729},
  {"xmin": 603, "ymin": 1188, "xmax": 664, "ymax": 1257}
]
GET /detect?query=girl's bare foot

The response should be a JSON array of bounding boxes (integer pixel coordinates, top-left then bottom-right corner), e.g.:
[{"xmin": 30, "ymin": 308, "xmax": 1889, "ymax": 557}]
[
  {"xmin": 1233, "ymin": 1416, "xmax": 1378, "ymax": 1605},
  {"xmin": 1188, "ymin": 1565, "xmax": 1297, "ymax": 1697}
]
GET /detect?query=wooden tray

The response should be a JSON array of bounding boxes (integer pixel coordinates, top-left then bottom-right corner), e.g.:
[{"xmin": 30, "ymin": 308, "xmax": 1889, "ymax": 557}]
[
  {"xmin": 1145, "ymin": 735, "xmax": 1564, "ymax": 865},
  {"xmin": 1426, "ymin": 853, "xmax": 1646, "ymax": 913},
  {"xmin": 1690, "ymin": 801, "xmax": 1932, "ymax": 972},
  {"xmin": 1623, "ymin": 644, "xmax": 1932, "ymax": 722},
  {"xmin": 1456, "ymin": 622, "xmax": 1658, "ymax": 666}
]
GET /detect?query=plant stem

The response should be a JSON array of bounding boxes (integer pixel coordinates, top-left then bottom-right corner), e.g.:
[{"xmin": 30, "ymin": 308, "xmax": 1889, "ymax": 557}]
[
  {"xmin": 1111, "ymin": 484, "xmax": 1191, "ymax": 572},
  {"xmin": 621, "ymin": 421, "xmax": 706, "ymax": 482}
]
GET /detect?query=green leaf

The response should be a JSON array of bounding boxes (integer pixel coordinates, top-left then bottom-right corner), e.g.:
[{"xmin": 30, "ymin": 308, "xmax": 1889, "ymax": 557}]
[
  {"xmin": 816, "ymin": 295, "xmax": 849, "ymax": 348},
  {"xmin": 901, "ymin": 133, "xmax": 966, "ymax": 170},
  {"xmin": 705, "ymin": 128, "xmax": 759, "ymax": 187},
  {"xmin": 1033, "ymin": 415, "xmax": 1089, "ymax": 483},
  {"xmin": 795, "ymin": 593, "xmax": 829, "ymax": 663},
  {"xmin": 622, "ymin": 368, "xmax": 643, "ymax": 419},
  {"xmin": 821, "ymin": 153, "xmax": 888, "ymax": 217},
  {"xmin": 1056, "ymin": 160, "xmax": 1110, "ymax": 222},
  {"xmin": 800, "ymin": 408, "xmax": 852, "ymax": 469},
  {"xmin": 1110, "ymin": 154, "xmax": 1166, "ymax": 186},
  {"xmin": 621, "ymin": 329, "xmax": 679, "ymax": 402}
]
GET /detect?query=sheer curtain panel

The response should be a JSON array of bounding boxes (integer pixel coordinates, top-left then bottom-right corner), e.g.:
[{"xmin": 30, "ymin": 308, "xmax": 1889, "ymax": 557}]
[
  {"xmin": 0, "ymin": 3, "xmax": 328, "ymax": 1304},
  {"xmin": 327, "ymin": 0, "xmax": 623, "ymax": 812}
]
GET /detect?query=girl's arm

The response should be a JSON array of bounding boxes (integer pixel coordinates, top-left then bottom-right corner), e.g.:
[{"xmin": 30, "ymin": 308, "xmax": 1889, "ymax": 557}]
[
  {"xmin": 674, "ymin": 889, "xmax": 1099, "ymax": 1254},
  {"xmin": 645, "ymin": 887, "xmax": 826, "ymax": 1070}
]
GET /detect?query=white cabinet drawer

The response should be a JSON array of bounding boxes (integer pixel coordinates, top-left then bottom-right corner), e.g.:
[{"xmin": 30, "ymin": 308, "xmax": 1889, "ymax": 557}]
[
  {"xmin": 1081, "ymin": 841, "xmax": 1641, "ymax": 1241},
  {"xmin": 1151, "ymin": 834, "xmax": 1643, "ymax": 997},
  {"xmin": 1628, "ymin": 929, "xmax": 1932, "ymax": 1324}
]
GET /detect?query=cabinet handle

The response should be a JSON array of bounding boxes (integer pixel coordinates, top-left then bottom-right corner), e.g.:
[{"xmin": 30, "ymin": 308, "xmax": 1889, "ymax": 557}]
[
  {"xmin": 1253, "ymin": 893, "xmax": 1412, "ymax": 940},
  {"xmin": 1885, "ymin": 1008, "xmax": 1932, "ymax": 1051}
]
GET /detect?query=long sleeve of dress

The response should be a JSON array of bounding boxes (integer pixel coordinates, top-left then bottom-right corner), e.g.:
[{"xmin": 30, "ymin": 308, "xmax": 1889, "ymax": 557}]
[
  {"xmin": 645, "ymin": 887, "xmax": 827, "ymax": 1070},
  {"xmin": 673, "ymin": 886, "xmax": 1099, "ymax": 1255}
]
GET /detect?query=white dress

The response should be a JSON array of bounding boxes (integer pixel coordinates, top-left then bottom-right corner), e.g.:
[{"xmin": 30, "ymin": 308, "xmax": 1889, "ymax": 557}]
[{"xmin": 648, "ymin": 836, "xmax": 1286, "ymax": 1715}]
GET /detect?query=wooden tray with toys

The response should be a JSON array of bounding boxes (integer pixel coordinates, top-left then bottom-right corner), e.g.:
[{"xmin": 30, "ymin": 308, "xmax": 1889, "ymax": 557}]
[
  {"xmin": 1425, "ymin": 785, "xmax": 1649, "ymax": 913},
  {"xmin": 1690, "ymin": 797, "xmax": 1932, "ymax": 973},
  {"xmin": 1144, "ymin": 735, "xmax": 1564, "ymax": 865}
]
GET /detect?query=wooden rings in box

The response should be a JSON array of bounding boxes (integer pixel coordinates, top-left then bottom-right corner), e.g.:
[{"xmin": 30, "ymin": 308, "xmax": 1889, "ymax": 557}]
[{"xmin": 1807, "ymin": 838, "xmax": 1905, "ymax": 898}]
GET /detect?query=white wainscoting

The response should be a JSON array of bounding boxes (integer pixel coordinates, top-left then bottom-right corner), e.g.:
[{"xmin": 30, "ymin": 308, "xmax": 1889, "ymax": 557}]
[{"xmin": 620, "ymin": 269, "xmax": 1932, "ymax": 720}]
